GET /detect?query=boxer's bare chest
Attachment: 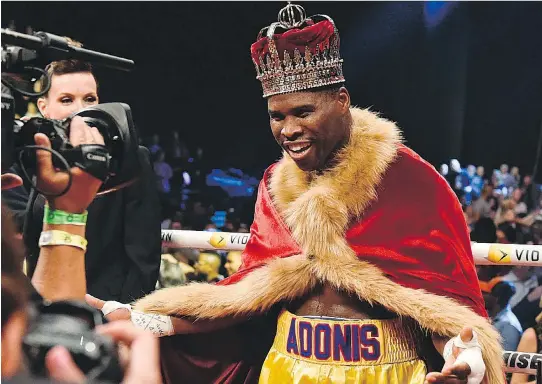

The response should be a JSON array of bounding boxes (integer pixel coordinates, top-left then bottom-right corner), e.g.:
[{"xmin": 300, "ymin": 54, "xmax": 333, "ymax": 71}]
[{"xmin": 287, "ymin": 282, "xmax": 397, "ymax": 320}]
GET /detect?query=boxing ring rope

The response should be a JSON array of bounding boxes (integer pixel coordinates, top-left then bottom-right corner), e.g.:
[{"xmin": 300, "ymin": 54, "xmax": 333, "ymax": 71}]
[
  {"xmin": 161, "ymin": 229, "xmax": 542, "ymax": 375},
  {"xmin": 162, "ymin": 230, "xmax": 542, "ymax": 266}
]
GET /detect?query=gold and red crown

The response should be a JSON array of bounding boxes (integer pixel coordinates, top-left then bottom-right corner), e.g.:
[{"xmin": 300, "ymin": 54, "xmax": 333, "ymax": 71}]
[{"xmin": 251, "ymin": 3, "xmax": 345, "ymax": 98}]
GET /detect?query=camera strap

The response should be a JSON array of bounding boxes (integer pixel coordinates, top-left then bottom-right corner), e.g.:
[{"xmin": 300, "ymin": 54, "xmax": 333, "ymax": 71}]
[{"xmin": 60, "ymin": 144, "xmax": 111, "ymax": 182}]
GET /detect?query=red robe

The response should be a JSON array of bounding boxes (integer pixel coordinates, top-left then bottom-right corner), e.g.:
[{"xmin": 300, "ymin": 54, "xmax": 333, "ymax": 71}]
[{"xmin": 223, "ymin": 146, "xmax": 485, "ymax": 316}]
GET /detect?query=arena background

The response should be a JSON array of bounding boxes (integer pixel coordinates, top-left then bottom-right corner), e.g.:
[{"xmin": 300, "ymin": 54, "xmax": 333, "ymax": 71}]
[{"xmin": 2, "ymin": 1, "xmax": 542, "ymax": 180}]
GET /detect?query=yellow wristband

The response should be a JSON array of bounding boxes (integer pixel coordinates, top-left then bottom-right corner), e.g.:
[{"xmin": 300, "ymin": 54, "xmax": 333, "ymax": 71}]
[{"xmin": 39, "ymin": 230, "xmax": 88, "ymax": 251}]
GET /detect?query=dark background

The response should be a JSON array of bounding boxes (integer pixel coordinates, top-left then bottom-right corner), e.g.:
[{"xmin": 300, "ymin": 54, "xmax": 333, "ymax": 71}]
[{"xmin": 3, "ymin": 2, "xmax": 542, "ymax": 179}]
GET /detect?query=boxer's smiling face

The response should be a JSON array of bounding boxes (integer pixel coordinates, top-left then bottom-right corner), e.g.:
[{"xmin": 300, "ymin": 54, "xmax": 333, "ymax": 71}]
[{"xmin": 268, "ymin": 87, "xmax": 351, "ymax": 172}]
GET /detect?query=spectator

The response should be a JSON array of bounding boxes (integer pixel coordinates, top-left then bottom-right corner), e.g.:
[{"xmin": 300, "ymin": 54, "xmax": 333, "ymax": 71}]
[
  {"xmin": 502, "ymin": 267, "xmax": 539, "ymax": 309},
  {"xmin": 172, "ymin": 248, "xmax": 198, "ymax": 275},
  {"xmin": 472, "ymin": 184, "xmax": 494, "ymax": 220},
  {"xmin": 511, "ymin": 188, "xmax": 528, "ymax": 216},
  {"xmin": 157, "ymin": 253, "xmax": 186, "ymax": 289},
  {"xmin": 471, "ymin": 166, "xmax": 486, "ymax": 198},
  {"xmin": 482, "ymin": 280, "xmax": 522, "ymax": 351},
  {"xmin": 510, "ymin": 305, "xmax": 542, "ymax": 384},
  {"xmin": 224, "ymin": 251, "xmax": 242, "ymax": 277},
  {"xmin": 511, "ymin": 166, "xmax": 521, "ymax": 187},
  {"xmin": 148, "ymin": 134, "xmax": 162, "ymax": 155},
  {"xmin": 463, "ymin": 204, "xmax": 475, "ymax": 233},
  {"xmin": 193, "ymin": 252, "xmax": 224, "ymax": 283},
  {"xmin": 161, "ymin": 217, "xmax": 172, "ymax": 229},
  {"xmin": 497, "ymin": 208, "xmax": 534, "ymax": 245},
  {"xmin": 522, "ymin": 174, "xmax": 542, "ymax": 212},
  {"xmin": 500, "ymin": 164, "xmax": 517, "ymax": 190},
  {"xmin": 470, "ymin": 217, "xmax": 497, "ymax": 243},
  {"xmin": 495, "ymin": 199, "xmax": 517, "ymax": 226},
  {"xmin": 153, "ymin": 150, "xmax": 173, "ymax": 194},
  {"xmin": 171, "ymin": 220, "xmax": 182, "ymax": 230},
  {"xmin": 204, "ymin": 221, "xmax": 217, "ymax": 232},
  {"xmin": 503, "ymin": 267, "xmax": 542, "ymax": 330},
  {"xmin": 167, "ymin": 131, "xmax": 190, "ymax": 167},
  {"xmin": 532, "ymin": 214, "xmax": 542, "ymax": 245}
]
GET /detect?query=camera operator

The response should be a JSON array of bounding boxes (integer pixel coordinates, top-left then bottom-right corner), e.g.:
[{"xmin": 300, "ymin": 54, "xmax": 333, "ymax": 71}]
[
  {"xmin": 1, "ymin": 120, "xmax": 161, "ymax": 383},
  {"xmin": 2, "ymin": 60, "xmax": 161, "ymax": 302}
]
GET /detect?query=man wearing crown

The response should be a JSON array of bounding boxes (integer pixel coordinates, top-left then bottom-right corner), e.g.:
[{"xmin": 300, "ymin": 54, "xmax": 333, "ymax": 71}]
[{"xmin": 89, "ymin": 4, "xmax": 504, "ymax": 383}]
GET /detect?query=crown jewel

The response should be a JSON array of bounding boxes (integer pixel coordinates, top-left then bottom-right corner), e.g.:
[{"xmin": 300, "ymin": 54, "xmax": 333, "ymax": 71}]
[{"xmin": 251, "ymin": 3, "xmax": 345, "ymax": 98}]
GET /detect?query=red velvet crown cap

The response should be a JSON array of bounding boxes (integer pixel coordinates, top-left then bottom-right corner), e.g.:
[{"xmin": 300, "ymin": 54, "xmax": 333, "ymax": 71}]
[
  {"xmin": 250, "ymin": 20, "xmax": 336, "ymax": 63},
  {"xmin": 250, "ymin": 7, "xmax": 345, "ymax": 98}
]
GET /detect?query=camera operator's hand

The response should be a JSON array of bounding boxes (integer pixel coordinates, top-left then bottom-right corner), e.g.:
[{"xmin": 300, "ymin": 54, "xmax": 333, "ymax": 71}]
[
  {"xmin": 45, "ymin": 321, "xmax": 161, "ymax": 384},
  {"xmin": 45, "ymin": 346, "xmax": 86, "ymax": 383},
  {"xmin": 96, "ymin": 321, "xmax": 162, "ymax": 384},
  {"xmin": 35, "ymin": 116, "xmax": 104, "ymax": 213}
]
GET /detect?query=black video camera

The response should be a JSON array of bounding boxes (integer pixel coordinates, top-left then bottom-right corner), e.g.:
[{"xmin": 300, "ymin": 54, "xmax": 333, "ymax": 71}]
[
  {"xmin": 23, "ymin": 300, "xmax": 123, "ymax": 382},
  {"xmin": 15, "ymin": 103, "xmax": 141, "ymax": 195}
]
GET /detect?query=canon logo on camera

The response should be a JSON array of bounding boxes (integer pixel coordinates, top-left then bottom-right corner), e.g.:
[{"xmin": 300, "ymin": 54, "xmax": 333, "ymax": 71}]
[{"xmin": 86, "ymin": 153, "xmax": 107, "ymax": 162}]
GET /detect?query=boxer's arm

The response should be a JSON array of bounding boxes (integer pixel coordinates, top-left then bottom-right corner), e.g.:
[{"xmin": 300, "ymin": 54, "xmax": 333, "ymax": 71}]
[
  {"xmin": 90, "ymin": 296, "xmax": 250, "ymax": 337},
  {"xmin": 171, "ymin": 315, "xmax": 249, "ymax": 334},
  {"xmin": 431, "ymin": 333, "xmax": 449, "ymax": 355}
]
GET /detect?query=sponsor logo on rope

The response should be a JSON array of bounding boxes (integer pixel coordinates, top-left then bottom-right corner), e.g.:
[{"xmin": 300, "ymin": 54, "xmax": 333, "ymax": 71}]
[
  {"xmin": 504, "ymin": 351, "xmax": 542, "ymax": 371},
  {"xmin": 209, "ymin": 233, "xmax": 250, "ymax": 249},
  {"xmin": 209, "ymin": 233, "xmax": 227, "ymax": 248},
  {"xmin": 487, "ymin": 245, "xmax": 513, "ymax": 264},
  {"xmin": 487, "ymin": 245, "xmax": 540, "ymax": 264}
]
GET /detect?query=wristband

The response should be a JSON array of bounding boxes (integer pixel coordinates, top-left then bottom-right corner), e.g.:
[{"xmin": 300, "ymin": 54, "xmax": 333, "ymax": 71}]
[
  {"xmin": 44, "ymin": 205, "xmax": 88, "ymax": 226},
  {"xmin": 99, "ymin": 301, "xmax": 174, "ymax": 337},
  {"xmin": 130, "ymin": 310, "xmax": 174, "ymax": 337},
  {"xmin": 39, "ymin": 230, "xmax": 88, "ymax": 251}
]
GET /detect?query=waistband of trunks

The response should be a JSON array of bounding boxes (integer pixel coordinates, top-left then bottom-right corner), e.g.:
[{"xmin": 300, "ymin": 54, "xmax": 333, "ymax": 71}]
[{"xmin": 271, "ymin": 309, "xmax": 421, "ymax": 365}]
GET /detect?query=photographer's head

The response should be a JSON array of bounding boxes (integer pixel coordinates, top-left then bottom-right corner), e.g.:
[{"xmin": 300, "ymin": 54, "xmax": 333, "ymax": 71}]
[{"xmin": 37, "ymin": 60, "xmax": 99, "ymax": 120}]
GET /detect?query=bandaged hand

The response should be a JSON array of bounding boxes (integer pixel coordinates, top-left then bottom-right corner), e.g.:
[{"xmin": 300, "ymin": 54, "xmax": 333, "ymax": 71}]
[
  {"xmin": 85, "ymin": 294, "xmax": 174, "ymax": 337},
  {"xmin": 425, "ymin": 327, "xmax": 485, "ymax": 384}
]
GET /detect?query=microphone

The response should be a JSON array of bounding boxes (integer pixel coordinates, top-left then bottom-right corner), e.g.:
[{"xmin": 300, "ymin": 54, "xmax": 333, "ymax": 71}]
[{"xmin": 1, "ymin": 28, "xmax": 134, "ymax": 72}]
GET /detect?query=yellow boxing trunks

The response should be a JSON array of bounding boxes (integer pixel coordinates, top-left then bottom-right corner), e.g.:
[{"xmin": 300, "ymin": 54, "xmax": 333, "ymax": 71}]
[{"xmin": 259, "ymin": 310, "xmax": 426, "ymax": 384}]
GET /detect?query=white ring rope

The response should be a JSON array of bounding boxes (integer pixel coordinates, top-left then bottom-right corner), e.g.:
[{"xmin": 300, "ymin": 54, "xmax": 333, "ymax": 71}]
[{"xmin": 161, "ymin": 230, "xmax": 542, "ymax": 266}]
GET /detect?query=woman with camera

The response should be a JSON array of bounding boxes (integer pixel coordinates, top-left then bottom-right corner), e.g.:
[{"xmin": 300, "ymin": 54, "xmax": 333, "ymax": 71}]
[{"xmin": 2, "ymin": 59, "xmax": 161, "ymax": 304}]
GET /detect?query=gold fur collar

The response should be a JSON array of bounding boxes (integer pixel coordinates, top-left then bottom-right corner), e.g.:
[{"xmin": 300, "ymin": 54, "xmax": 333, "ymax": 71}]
[{"xmin": 268, "ymin": 107, "xmax": 401, "ymax": 263}]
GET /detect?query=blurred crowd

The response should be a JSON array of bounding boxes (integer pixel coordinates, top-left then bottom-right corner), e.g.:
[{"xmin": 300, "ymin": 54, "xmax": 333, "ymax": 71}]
[
  {"xmin": 441, "ymin": 161, "xmax": 542, "ymax": 245},
  {"xmin": 443, "ymin": 160, "xmax": 542, "ymax": 383},
  {"xmin": 142, "ymin": 132, "xmax": 253, "ymax": 288}
]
